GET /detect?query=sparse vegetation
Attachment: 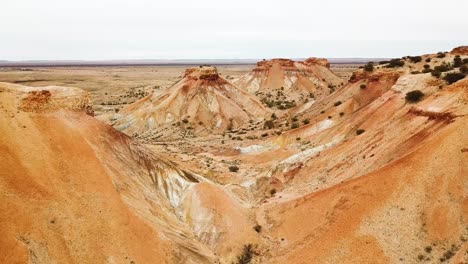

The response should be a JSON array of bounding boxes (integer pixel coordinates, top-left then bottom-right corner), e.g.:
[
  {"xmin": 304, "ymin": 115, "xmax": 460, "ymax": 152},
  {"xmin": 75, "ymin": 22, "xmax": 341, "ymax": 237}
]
[
  {"xmin": 434, "ymin": 62, "xmax": 453, "ymax": 72},
  {"xmin": 443, "ymin": 72, "xmax": 466, "ymax": 84},
  {"xmin": 437, "ymin": 52, "xmax": 446, "ymax": 58},
  {"xmin": 431, "ymin": 70, "xmax": 441, "ymax": 78},
  {"xmin": 236, "ymin": 244, "xmax": 255, "ymax": 264},
  {"xmin": 364, "ymin": 62, "xmax": 374, "ymax": 72},
  {"xmin": 386, "ymin": 59, "xmax": 405, "ymax": 68},
  {"xmin": 291, "ymin": 122, "xmax": 299, "ymax": 129},
  {"xmin": 360, "ymin": 84, "xmax": 367, "ymax": 89},
  {"xmin": 405, "ymin": 90, "xmax": 424, "ymax": 103},
  {"xmin": 302, "ymin": 119, "xmax": 310, "ymax": 125},
  {"xmin": 356, "ymin": 129, "xmax": 365, "ymax": 135},
  {"xmin": 453, "ymin": 55, "xmax": 462, "ymax": 68},
  {"xmin": 334, "ymin": 101, "xmax": 342, "ymax": 106},
  {"xmin": 253, "ymin": 225, "xmax": 262, "ymax": 233},
  {"xmin": 408, "ymin": 56, "xmax": 422, "ymax": 63},
  {"xmin": 229, "ymin": 165, "xmax": 239, "ymax": 172},
  {"xmin": 460, "ymin": 65, "xmax": 468, "ymax": 74},
  {"xmin": 263, "ymin": 120, "xmax": 274, "ymax": 129}
]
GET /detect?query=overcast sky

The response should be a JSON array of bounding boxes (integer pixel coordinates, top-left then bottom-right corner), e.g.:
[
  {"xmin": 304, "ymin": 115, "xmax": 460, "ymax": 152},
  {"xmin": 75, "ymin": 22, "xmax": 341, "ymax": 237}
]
[{"xmin": 1, "ymin": 0, "xmax": 467, "ymax": 60}]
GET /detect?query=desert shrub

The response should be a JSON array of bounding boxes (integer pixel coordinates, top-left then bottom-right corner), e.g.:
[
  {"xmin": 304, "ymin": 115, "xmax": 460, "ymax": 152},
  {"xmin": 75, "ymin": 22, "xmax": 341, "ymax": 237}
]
[
  {"xmin": 422, "ymin": 68, "xmax": 433, "ymax": 73},
  {"xmin": 460, "ymin": 65, "xmax": 468, "ymax": 74},
  {"xmin": 386, "ymin": 59, "xmax": 405, "ymax": 68},
  {"xmin": 360, "ymin": 84, "xmax": 367, "ymax": 89},
  {"xmin": 423, "ymin": 64, "xmax": 430, "ymax": 69},
  {"xmin": 443, "ymin": 72, "xmax": 466, "ymax": 84},
  {"xmin": 411, "ymin": 71, "xmax": 421, "ymax": 74},
  {"xmin": 261, "ymin": 133, "xmax": 268, "ymax": 137},
  {"xmin": 237, "ymin": 244, "xmax": 255, "ymax": 264},
  {"xmin": 339, "ymin": 112, "xmax": 345, "ymax": 116},
  {"xmin": 263, "ymin": 120, "xmax": 274, "ymax": 129},
  {"xmin": 270, "ymin": 188, "xmax": 277, "ymax": 195},
  {"xmin": 320, "ymin": 110, "xmax": 325, "ymax": 114},
  {"xmin": 309, "ymin": 92, "xmax": 315, "ymax": 98},
  {"xmin": 454, "ymin": 55, "xmax": 463, "ymax": 67},
  {"xmin": 379, "ymin": 60, "xmax": 389, "ymax": 65},
  {"xmin": 302, "ymin": 119, "xmax": 310, "ymax": 124},
  {"xmin": 424, "ymin": 246, "xmax": 432, "ymax": 253},
  {"xmin": 437, "ymin": 52, "xmax": 446, "ymax": 58},
  {"xmin": 182, "ymin": 119, "xmax": 189, "ymax": 124},
  {"xmin": 431, "ymin": 70, "xmax": 441, "ymax": 78},
  {"xmin": 356, "ymin": 129, "xmax": 365, "ymax": 135},
  {"xmin": 253, "ymin": 225, "xmax": 262, "ymax": 233},
  {"xmin": 364, "ymin": 62, "xmax": 374, "ymax": 72},
  {"xmin": 291, "ymin": 116, "xmax": 298, "ymax": 122},
  {"xmin": 334, "ymin": 101, "xmax": 342, "ymax": 106},
  {"xmin": 434, "ymin": 62, "xmax": 453, "ymax": 72},
  {"xmin": 463, "ymin": 58, "xmax": 468, "ymax": 64},
  {"xmin": 291, "ymin": 122, "xmax": 299, "ymax": 129},
  {"xmin": 271, "ymin": 113, "xmax": 277, "ymax": 120},
  {"xmin": 296, "ymin": 137, "xmax": 301, "ymax": 141},
  {"xmin": 405, "ymin": 90, "xmax": 424, "ymax": 102},
  {"xmin": 425, "ymin": 58, "xmax": 432, "ymax": 62},
  {"xmin": 229, "ymin": 165, "xmax": 239, "ymax": 172},
  {"xmin": 408, "ymin": 56, "xmax": 422, "ymax": 63}
]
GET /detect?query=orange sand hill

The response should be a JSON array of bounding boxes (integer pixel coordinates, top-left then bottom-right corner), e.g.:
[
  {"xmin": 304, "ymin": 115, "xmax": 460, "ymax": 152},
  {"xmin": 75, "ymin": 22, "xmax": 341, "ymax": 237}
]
[
  {"xmin": 234, "ymin": 58, "xmax": 344, "ymax": 105},
  {"xmin": 0, "ymin": 82, "xmax": 257, "ymax": 264},
  {"xmin": 108, "ymin": 66, "xmax": 270, "ymax": 139}
]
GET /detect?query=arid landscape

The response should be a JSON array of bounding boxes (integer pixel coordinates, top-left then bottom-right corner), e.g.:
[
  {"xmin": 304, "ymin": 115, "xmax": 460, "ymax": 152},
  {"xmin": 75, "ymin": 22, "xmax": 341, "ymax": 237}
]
[{"xmin": 1, "ymin": 46, "xmax": 467, "ymax": 264}]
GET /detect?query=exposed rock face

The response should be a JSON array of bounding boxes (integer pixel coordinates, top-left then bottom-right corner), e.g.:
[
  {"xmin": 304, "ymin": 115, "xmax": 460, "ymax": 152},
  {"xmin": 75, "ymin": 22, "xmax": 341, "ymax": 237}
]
[
  {"xmin": 235, "ymin": 58, "xmax": 343, "ymax": 106},
  {"xmin": 451, "ymin": 46, "xmax": 468, "ymax": 55},
  {"xmin": 109, "ymin": 66, "xmax": 270, "ymax": 139},
  {"xmin": 0, "ymin": 82, "xmax": 257, "ymax": 264}
]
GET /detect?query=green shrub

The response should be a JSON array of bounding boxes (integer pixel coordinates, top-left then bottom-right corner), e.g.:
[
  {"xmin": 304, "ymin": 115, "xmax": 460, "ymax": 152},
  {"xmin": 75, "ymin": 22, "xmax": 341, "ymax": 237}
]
[
  {"xmin": 229, "ymin": 165, "xmax": 239, "ymax": 172},
  {"xmin": 408, "ymin": 56, "xmax": 422, "ymax": 63},
  {"xmin": 431, "ymin": 70, "xmax": 441, "ymax": 78},
  {"xmin": 264, "ymin": 120, "xmax": 274, "ymax": 129},
  {"xmin": 463, "ymin": 58, "xmax": 468, "ymax": 64},
  {"xmin": 356, "ymin": 129, "xmax": 365, "ymax": 135},
  {"xmin": 405, "ymin": 90, "xmax": 424, "ymax": 103},
  {"xmin": 386, "ymin": 59, "xmax": 405, "ymax": 68},
  {"xmin": 253, "ymin": 225, "xmax": 262, "ymax": 233},
  {"xmin": 237, "ymin": 244, "xmax": 255, "ymax": 264},
  {"xmin": 422, "ymin": 68, "xmax": 433, "ymax": 73},
  {"xmin": 454, "ymin": 55, "xmax": 463, "ymax": 67},
  {"xmin": 443, "ymin": 72, "xmax": 466, "ymax": 84},
  {"xmin": 364, "ymin": 62, "xmax": 374, "ymax": 72},
  {"xmin": 291, "ymin": 122, "xmax": 299, "ymax": 129},
  {"xmin": 437, "ymin": 52, "xmax": 446, "ymax": 58},
  {"xmin": 460, "ymin": 65, "xmax": 468, "ymax": 74},
  {"xmin": 434, "ymin": 62, "xmax": 453, "ymax": 72}
]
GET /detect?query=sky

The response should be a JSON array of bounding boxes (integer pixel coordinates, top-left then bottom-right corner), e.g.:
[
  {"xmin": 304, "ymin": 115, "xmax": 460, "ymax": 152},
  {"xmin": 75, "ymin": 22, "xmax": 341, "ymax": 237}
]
[{"xmin": 1, "ymin": 0, "xmax": 468, "ymax": 60}]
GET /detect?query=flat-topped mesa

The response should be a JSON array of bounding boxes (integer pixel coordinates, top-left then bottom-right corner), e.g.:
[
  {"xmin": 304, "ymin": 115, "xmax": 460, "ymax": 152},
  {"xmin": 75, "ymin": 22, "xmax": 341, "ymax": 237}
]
[
  {"xmin": 451, "ymin": 46, "xmax": 468, "ymax": 55},
  {"xmin": 184, "ymin": 65, "xmax": 222, "ymax": 81},
  {"xmin": 253, "ymin": 58, "xmax": 331, "ymax": 72},
  {"xmin": 254, "ymin": 58, "xmax": 296, "ymax": 72},
  {"xmin": 0, "ymin": 83, "xmax": 94, "ymax": 116},
  {"xmin": 303, "ymin": 57, "xmax": 330, "ymax": 68}
]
